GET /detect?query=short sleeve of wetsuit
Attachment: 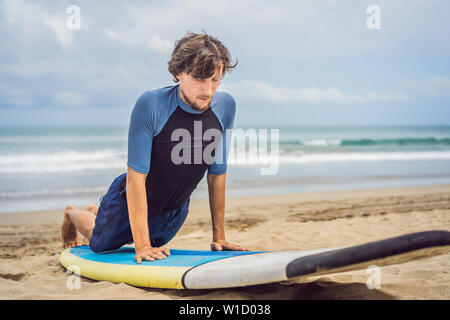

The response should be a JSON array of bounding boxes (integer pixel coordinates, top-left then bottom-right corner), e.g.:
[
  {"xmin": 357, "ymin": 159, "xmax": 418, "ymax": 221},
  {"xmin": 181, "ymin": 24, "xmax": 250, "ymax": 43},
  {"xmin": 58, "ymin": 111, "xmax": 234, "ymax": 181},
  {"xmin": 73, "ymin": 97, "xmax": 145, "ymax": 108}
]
[
  {"xmin": 207, "ymin": 93, "xmax": 236, "ymax": 175},
  {"xmin": 127, "ymin": 92, "xmax": 158, "ymax": 174}
]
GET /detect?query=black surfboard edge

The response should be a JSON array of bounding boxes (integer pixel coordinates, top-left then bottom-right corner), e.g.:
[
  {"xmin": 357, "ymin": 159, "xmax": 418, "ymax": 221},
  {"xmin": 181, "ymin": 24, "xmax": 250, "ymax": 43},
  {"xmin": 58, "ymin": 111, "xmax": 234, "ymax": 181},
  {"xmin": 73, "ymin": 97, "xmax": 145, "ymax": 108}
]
[{"xmin": 285, "ymin": 230, "xmax": 450, "ymax": 278}]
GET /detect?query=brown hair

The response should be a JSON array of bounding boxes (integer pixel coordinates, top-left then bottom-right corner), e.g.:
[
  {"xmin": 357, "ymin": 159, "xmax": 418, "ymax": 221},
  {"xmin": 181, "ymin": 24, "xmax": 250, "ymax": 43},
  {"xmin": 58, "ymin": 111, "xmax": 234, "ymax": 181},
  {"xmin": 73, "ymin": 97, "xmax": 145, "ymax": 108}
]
[{"xmin": 168, "ymin": 31, "xmax": 238, "ymax": 83}]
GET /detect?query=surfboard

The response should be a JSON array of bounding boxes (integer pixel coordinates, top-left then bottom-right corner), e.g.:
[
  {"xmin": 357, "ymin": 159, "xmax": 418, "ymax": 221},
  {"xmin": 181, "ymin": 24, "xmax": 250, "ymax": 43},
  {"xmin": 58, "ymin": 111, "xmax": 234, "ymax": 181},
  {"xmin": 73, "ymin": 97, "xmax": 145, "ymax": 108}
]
[{"xmin": 59, "ymin": 230, "xmax": 450, "ymax": 289}]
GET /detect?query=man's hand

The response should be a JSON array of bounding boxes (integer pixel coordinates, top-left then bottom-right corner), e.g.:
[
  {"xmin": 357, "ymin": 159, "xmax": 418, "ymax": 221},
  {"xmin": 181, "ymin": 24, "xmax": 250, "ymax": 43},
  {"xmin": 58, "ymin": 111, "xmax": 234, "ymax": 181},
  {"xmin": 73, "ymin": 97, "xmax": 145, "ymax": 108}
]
[
  {"xmin": 211, "ymin": 240, "xmax": 250, "ymax": 251},
  {"xmin": 134, "ymin": 245, "xmax": 170, "ymax": 264}
]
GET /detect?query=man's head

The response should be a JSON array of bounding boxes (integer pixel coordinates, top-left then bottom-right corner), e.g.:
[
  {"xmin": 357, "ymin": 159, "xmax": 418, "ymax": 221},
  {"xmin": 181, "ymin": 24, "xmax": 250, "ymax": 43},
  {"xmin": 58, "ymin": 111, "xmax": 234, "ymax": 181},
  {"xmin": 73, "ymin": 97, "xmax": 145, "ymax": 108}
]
[{"xmin": 168, "ymin": 31, "xmax": 237, "ymax": 111}]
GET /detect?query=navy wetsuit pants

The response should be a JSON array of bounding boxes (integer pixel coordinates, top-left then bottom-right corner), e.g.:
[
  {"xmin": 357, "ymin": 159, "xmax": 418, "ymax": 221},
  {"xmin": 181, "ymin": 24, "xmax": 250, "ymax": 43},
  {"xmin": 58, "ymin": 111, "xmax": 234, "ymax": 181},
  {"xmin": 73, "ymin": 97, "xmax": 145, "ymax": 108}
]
[{"xmin": 89, "ymin": 173, "xmax": 190, "ymax": 253}]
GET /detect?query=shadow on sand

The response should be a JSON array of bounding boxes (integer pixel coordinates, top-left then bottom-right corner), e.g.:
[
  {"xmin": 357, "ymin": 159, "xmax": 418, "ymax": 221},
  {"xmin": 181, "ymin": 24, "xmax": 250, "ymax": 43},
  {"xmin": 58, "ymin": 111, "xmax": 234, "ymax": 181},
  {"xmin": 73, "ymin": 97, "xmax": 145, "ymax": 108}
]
[{"xmin": 144, "ymin": 278, "xmax": 395, "ymax": 300}]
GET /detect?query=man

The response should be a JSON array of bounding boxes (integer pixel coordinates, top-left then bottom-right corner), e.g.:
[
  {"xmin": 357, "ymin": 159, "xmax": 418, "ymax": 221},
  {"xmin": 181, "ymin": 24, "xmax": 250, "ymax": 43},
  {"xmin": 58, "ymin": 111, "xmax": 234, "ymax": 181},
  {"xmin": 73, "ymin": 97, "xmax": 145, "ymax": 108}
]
[{"xmin": 60, "ymin": 31, "xmax": 249, "ymax": 264}]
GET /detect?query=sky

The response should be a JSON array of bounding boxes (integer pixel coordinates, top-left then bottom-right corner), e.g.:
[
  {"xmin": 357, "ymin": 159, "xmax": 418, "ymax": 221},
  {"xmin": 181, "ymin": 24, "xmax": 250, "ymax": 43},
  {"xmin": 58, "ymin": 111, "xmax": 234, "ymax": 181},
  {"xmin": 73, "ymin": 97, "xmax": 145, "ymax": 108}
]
[{"xmin": 0, "ymin": 0, "xmax": 449, "ymax": 127}]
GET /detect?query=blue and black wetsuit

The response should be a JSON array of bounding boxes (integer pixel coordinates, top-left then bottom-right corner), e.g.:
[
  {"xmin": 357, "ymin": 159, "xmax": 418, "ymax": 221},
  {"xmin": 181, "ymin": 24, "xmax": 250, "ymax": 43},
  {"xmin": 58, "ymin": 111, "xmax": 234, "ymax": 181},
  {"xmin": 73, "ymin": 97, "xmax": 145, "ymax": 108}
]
[{"xmin": 89, "ymin": 84, "xmax": 236, "ymax": 252}]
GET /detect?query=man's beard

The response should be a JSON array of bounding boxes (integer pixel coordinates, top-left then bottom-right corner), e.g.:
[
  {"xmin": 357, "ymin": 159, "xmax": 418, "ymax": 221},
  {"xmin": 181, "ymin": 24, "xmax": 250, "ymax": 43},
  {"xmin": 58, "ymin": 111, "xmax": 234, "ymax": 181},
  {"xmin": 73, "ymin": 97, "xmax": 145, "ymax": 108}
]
[{"xmin": 180, "ymin": 87, "xmax": 211, "ymax": 111}]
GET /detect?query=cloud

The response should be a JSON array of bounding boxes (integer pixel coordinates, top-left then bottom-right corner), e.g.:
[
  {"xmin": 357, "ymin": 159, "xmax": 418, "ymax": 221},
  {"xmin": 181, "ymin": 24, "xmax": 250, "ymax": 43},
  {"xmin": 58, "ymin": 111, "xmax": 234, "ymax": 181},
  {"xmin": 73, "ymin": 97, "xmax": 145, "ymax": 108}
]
[
  {"xmin": 0, "ymin": 83, "xmax": 34, "ymax": 107},
  {"xmin": 42, "ymin": 13, "xmax": 74, "ymax": 50},
  {"xmin": 421, "ymin": 76, "xmax": 450, "ymax": 99},
  {"xmin": 1, "ymin": 0, "xmax": 75, "ymax": 51},
  {"xmin": 400, "ymin": 75, "xmax": 450, "ymax": 100},
  {"xmin": 148, "ymin": 35, "xmax": 172, "ymax": 54},
  {"xmin": 54, "ymin": 91, "xmax": 89, "ymax": 108},
  {"xmin": 0, "ymin": 0, "xmax": 448, "ymax": 126},
  {"xmin": 221, "ymin": 81, "xmax": 412, "ymax": 105},
  {"xmin": 102, "ymin": 27, "xmax": 172, "ymax": 54}
]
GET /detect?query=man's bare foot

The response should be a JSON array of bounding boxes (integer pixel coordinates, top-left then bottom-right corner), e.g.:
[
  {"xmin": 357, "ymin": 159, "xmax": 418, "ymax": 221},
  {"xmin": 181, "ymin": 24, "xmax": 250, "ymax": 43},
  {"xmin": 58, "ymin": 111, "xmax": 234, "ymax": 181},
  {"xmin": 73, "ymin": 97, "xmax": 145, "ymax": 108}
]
[
  {"xmin": 81, "ymin": 204, "xmax": 99, "ymax": 245},
  {"xmin": 85, "ymin": 204, "xmax": 99, "ymax": 216},
  {"xmin": 61, "ymin": 206, "xmax": 81, "ymax": 248}
]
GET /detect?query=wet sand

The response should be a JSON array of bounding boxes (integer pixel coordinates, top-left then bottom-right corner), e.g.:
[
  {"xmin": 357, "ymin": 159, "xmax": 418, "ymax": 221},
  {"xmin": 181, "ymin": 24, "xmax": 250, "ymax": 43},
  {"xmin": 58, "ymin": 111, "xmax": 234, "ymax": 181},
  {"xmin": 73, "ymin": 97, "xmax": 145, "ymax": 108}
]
[{"xmin": 0, "ymin": 184, "xmax": 449, "ymax": 299}]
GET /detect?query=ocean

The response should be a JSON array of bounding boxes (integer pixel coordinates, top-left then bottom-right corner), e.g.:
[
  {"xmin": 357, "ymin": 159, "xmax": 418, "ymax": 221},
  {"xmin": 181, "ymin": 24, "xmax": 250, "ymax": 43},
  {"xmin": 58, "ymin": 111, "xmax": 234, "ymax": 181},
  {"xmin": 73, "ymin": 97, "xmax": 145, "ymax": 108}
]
[{"xmin": 1, "ymin": 125, "xmax": 450, "ymax": 213}]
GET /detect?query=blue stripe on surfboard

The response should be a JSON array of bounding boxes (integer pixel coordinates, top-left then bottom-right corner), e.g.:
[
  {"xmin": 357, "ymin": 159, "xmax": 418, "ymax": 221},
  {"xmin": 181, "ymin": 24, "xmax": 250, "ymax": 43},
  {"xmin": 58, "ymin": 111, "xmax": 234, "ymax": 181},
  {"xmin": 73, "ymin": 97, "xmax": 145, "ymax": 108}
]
[{"xmin": 69, "ymin": 246, "xmax": 264, "ymax": 267}]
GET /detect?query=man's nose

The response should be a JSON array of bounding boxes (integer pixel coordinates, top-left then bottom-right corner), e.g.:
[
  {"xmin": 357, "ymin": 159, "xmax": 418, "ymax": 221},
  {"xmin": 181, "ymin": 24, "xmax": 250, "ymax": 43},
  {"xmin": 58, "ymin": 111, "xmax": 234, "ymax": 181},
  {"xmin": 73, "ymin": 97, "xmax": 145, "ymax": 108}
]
[{"xmin": 200, "ymin": 80, "xmax": 214, "ymax": 96}]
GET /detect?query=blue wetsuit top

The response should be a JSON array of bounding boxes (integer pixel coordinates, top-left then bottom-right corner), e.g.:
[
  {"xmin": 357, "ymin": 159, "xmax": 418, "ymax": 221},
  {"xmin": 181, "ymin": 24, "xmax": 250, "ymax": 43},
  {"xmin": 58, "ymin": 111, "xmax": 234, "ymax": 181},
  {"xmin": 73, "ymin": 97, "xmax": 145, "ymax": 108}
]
[{"xmin": 127, "ymin": 84, "xmax": 236, "ymax": 216}]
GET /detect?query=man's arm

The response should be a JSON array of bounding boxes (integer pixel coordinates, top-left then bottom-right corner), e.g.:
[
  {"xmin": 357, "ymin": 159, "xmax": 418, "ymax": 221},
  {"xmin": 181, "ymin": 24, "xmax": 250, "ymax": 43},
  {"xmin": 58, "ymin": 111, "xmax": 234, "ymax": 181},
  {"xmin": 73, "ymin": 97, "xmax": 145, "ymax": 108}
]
[
  {"xmin": 207, "ymin": 173, "xmax": 249, "ymax": 251},
  {"xmin": 126, "ymin": 166, "xmax": 170, "ymax": 263}
]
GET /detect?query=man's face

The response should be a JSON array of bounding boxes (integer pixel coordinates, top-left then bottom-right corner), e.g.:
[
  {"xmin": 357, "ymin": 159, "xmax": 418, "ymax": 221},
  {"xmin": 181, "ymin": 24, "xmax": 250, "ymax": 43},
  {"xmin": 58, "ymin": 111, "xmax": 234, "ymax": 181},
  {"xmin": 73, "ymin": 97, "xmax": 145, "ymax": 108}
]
[{"xmin": 177, "ymin": 69, "xmax": 222, "ymax": 112}]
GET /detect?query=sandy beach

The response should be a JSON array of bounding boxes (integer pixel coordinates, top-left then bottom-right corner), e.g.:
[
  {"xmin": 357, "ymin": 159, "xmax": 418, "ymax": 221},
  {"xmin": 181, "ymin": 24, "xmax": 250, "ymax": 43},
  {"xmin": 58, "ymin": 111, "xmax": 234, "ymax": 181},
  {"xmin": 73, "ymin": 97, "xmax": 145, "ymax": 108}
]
[{"xmin": 0, "ymin": 183, "xmax": 449, "ymax": 300}]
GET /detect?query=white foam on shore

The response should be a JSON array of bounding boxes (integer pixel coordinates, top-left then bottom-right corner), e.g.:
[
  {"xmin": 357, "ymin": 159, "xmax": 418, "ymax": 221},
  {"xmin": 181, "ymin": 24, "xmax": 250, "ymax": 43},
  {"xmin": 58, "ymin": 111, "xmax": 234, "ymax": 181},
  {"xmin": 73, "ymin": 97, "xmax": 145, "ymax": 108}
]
[
  {"xmin": 228, "ymin": 150, "xmax": 450, "ymax": 165},
  {"xmin": 0, "ymin": 149, "xmax": 126, "ymax": 173},
  {"xmin": 0, "ymin": 186, "xmax": 107, "ymax": 199},
  {"xmin": 1, "ymin": 149, "xmax": 450, "ymax": 173},
  {"xmin": 0, "ymin": 136, "xmax": 127, "ymax": 143}
]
